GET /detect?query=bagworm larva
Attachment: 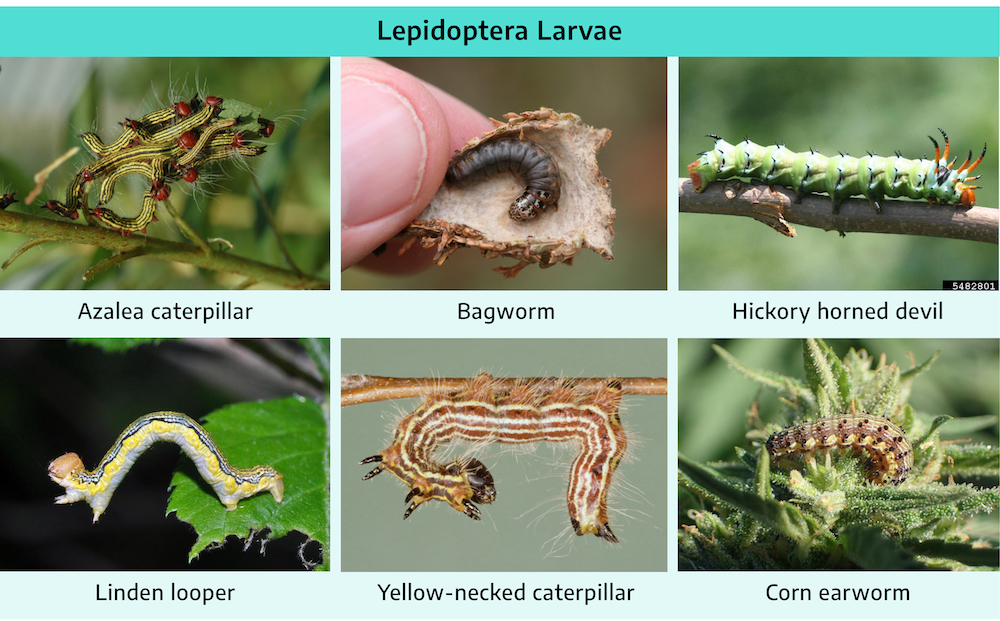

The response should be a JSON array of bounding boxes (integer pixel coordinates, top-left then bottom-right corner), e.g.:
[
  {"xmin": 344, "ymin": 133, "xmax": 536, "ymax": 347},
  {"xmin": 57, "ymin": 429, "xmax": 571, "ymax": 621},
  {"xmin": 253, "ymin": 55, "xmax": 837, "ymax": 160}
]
[
  {"xmin": 765, "ymin": 414, "xmax": 914, "ymax": 484},
  {"xmin": 446, "ymin": 135, "xmax": 562, "ymax": 221},
  {"xmin": 361, "ymin": 374, "xmax": 626, "ymax": 542},
  {"xmin": 48, "ymin": 412, "xmax": 284, "ymax": 522}
]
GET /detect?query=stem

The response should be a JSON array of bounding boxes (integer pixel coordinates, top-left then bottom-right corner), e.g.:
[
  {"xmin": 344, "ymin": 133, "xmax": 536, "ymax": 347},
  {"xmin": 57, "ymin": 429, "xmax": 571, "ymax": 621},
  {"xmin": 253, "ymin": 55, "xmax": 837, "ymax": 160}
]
[
  {"xmin": 0, "ymin": 210, "xmax": 329, "ymax": 289},
  {"xmin": 162, "ymin": 200, "xmax": 213, "ymax": 255},
  {"xmin": 341, "ymin": 375, "xmax": 668, "ymax": 407},
  {"xmin": 678, "ymin": 178, "xmax": 999, "ymax": 244},
  {"xmin": 252, "ymin": 174, "xmax": 303, "ymax": 276}
]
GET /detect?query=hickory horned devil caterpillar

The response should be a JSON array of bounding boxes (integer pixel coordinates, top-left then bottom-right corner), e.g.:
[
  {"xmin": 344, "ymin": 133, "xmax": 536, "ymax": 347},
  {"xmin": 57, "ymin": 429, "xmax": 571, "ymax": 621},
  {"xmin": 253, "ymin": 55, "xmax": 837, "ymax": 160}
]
[
  {"xmin": 40, "ymin": 94, "xmax": 276, "ymax": 235},
  {"xmin": 687, "ymin": 129, "xmax": 986, "ymax": 213}
]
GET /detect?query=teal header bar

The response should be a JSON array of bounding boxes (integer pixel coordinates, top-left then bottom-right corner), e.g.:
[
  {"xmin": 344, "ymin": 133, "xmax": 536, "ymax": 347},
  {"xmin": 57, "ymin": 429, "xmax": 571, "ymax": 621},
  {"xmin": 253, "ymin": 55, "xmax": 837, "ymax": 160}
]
[{"xmin": 1, "ymin": 7, "xmax": 997, "ymax": 56}]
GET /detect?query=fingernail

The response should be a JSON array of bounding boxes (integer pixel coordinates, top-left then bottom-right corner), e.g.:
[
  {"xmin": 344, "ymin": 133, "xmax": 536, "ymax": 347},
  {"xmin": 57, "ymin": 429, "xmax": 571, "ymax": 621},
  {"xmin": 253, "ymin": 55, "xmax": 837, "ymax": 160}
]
[{"xmin": 341, "ymin": 77, "xmax": 427, "ymax": 226}]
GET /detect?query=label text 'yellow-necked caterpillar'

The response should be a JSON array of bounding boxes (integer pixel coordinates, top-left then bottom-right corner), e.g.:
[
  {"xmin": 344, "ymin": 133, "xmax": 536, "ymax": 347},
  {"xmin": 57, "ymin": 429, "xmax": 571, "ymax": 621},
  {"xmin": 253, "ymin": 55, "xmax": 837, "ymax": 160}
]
[
  {"xmin": 361, "ymin": 374, "xmax": 627, "ymax": 543},
  {"xmin": 765, "ymin": 414, "xmax": 914, "ymax": 484},
  {"xmin": 48, "ymin": 412, "xmax": 284, "ymax": 522}
]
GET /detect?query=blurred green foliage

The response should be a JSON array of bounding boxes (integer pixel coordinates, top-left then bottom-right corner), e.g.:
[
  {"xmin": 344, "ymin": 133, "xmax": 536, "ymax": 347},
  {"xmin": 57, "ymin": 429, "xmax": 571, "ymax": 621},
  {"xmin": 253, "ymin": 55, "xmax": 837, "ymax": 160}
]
[
  {"xmin": 679, "ymin": 58, "xmax": 998, "ymax": 289},
  {"xmin": 679, "ymin": 339, "xmax": 999, "ymax": 463}
]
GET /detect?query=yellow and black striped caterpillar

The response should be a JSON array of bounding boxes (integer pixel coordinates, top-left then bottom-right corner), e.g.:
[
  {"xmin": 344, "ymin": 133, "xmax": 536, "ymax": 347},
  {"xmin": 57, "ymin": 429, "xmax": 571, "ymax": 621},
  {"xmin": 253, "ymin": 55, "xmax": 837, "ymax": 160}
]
[
  {"xmin": 48, "ymin": 412, "xmax": 284, "ymax": 522},
  {"xmin": 42, "ymin": 95, "xmax": 269, "ymax": 234},
  {"xmin": 688, "ymin": 129, "xmax": 986, "ymax": 213}
]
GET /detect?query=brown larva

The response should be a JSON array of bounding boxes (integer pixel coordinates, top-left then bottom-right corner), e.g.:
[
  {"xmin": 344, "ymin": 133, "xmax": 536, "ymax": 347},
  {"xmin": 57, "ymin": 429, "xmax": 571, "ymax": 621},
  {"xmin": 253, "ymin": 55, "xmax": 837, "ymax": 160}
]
[
  {"xmin": 445, "ymin": 135, "xmax": 561, "ymax": 221},
  {"xmin": 765, "ymin": 414, "xmax": 914, "ymax": 484}
]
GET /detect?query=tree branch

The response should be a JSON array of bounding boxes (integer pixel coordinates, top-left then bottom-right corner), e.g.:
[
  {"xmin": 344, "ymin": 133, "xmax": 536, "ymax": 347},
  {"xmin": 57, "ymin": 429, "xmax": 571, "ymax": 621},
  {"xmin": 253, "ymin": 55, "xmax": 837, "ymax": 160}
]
[
  {"xmin": 0, "ymin": 209, "xmax": 329, "ymax": 289},
  {"xmin": 678, "ymin": 178, "xmax": 998, "ymax": 244},
  {"xmin": 340, "ymin": 375, "xmax": 668, "ymax": 407}
]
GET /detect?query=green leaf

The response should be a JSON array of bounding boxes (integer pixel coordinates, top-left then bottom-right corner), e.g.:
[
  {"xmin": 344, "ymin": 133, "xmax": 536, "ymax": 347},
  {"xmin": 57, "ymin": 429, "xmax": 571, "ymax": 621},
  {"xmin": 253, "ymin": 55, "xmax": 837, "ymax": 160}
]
[
  {"xmin": 939, "ymin": 414, "xmax": 1000, "ymax": 437},
  {"xmin": 840, "ymin": 524, "xmax": 926, "ymax": 569},
  {"xmin": 300, "ymin": 337, "xmax": 330, "ymax": 386},
  {"xmin": 679, "ymin": 453, "xmax": 814, "ymax": 544},
  {"xmin": 218, "ymin": 98, "xmax": 265, "ymax": 134},
  {"xmin": 941, "ymin": 444, "xmax": 1000, "ymax": 479},
  {"xmin": 167, "ymin": 397, "xmax": 329, "ymax": 569},
  {"xmin": 904, "ymin": 538, "xmax": 1000, "ymax": 568},
  {"xmin": 70, "ymin": 338, "xmax": 166, "ymax": 352},
  {"xmin": 900, "ymin": 349, "xmax": 940, "ymax": 382},
  {"xmin": 713, "ymin": 344, "xmax": 812, "ymax": 402}
]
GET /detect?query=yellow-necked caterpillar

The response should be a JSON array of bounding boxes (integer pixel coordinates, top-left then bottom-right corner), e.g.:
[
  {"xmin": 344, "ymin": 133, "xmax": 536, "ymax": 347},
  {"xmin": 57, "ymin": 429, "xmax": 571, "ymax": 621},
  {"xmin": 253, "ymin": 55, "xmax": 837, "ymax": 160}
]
[
  {"xmin": 48, "ymin": 412, "xmax": 284, "ymax": 522},
  {"xmin": 446, "ymin": 135, "xmax": 561, "ymax": 221},
  {"xmin": 360, "ymin": 374, "xmax": 626, "ymax": 542},
  {"xmin": 765, "ymin": 414, "xmax": 914, "ymax": 484}
]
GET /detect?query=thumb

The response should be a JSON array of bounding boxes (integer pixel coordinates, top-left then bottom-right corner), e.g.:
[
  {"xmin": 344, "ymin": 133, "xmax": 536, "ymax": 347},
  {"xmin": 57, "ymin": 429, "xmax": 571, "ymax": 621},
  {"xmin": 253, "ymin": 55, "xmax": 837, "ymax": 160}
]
[{"xmin": 340, "ymin": 61, "xmax": 451, "ymax": 269}]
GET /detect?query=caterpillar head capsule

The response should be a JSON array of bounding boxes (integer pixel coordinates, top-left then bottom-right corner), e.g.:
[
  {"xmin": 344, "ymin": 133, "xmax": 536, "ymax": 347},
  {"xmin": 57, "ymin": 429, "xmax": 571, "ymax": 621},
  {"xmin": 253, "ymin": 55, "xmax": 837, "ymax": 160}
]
[
  {"xmin": 454, "ymin": 458, "xmax": 496, "ymax": 505},
  {"xmin": 0, "ymin": 191, "xmax": 18, "ymax": 210}
]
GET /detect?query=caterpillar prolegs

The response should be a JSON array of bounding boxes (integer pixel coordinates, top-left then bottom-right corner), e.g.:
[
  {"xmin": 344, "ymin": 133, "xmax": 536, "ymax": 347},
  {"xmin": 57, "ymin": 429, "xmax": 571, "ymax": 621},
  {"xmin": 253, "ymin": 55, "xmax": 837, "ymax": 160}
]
[
  {"xmin": 360, "ymin": 374, "xmax": 627, "ymax": 542},
  {"xmin": 48, "ymin": 412, "xmax": 284, "ymax": 522},
  {"xmin": 687, "ymin": 129, "xmax": 987, "ymax": 213}
]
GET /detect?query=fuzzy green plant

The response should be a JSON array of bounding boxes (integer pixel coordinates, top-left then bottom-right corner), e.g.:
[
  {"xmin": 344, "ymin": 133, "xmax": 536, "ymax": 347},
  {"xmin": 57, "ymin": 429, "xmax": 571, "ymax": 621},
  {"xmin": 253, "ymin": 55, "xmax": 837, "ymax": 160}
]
[{"xmin": 678, "ymin": 338, "xmax": 999, "ymax": 570}]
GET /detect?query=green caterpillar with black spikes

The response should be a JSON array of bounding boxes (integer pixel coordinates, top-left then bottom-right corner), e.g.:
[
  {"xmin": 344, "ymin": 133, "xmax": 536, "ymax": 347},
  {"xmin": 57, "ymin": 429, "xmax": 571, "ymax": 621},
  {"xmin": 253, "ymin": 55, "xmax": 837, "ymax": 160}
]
[{"xmin": 687, "ymin": 129, "xmax": 986, "ymax": 213}]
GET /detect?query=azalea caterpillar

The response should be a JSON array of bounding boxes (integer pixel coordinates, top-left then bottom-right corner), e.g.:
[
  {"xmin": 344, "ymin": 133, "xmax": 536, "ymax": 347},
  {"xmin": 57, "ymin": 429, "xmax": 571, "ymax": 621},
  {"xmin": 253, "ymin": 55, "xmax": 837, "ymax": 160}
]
[
  {"xmin": 360, "ymin": 374, "xmax": 627, "ymax": 542},
  {"xmin": 42, "ymin": 94, "xmax": 266, "ymax": 234},
  {"xmin": 48, "ymin": 412, "xmax": 284, "ymax": 522},
  {"xmin": 0, "ymin": 190, "xmax": 17, "ymax": 210},
  {"xmin": 446, "ymin": 135, "xmax": 562, "ymax": 221},
  {"xmin": 765, "ymin": 414, "xmax": 914, "ymax": 484},
  {"xmin": 687, "ymin": 129, "xmax": 987, "ymax": 213}
]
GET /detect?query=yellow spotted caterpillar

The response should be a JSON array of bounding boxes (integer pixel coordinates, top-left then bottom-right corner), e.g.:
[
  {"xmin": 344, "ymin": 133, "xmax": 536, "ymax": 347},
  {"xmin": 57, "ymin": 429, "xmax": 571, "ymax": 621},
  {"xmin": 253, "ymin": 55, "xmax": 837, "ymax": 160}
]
[
  {"xmin": 765, "ymin": 414, "xmax": 914, "ymax": 484},
  {"xmin": 361, "ymin": 374, "xmax": 627, "ymax": 542},
  {"xmin": 42, "ymin": 94, "xmax": 270, "ymax": 235},
  {"xmin": 48, "ymin": 412, "xmax": 284, "ymax": 522}
]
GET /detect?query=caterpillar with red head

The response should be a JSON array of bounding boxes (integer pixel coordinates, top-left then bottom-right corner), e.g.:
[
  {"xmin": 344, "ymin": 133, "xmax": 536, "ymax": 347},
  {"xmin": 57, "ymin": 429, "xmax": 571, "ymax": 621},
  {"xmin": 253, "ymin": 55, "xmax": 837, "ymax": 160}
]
[
  {"xmin": 360, "ymin": 374, "xmax": 626, "ymax": 542},
  {"xmin": 765, "ymin": 414, "xmax": 914, "ymax": 484},
  {"xmin": 687, "ymin": 129, "xmax": 986, "ymax": 213},
  {"xmin": 446, "ymin": 135, "xmax": 561, "ymax": 221}
]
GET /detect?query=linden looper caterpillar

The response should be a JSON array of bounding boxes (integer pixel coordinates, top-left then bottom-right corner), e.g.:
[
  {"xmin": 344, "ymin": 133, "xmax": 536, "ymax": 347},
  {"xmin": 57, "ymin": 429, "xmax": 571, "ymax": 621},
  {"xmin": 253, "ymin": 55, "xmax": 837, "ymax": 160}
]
[{"xmin": 48, "ymin": 412, "xmax": 284, "ymax": 522}]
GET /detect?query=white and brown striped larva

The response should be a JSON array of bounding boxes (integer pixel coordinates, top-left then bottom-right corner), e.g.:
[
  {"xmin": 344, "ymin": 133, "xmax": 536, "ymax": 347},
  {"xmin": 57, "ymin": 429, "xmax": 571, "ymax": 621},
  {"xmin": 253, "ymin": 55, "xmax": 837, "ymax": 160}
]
[
  {"xmin": 446, "ymin": 135, "xmax": 561, "ymax": 221},
  {"xmin": 765, "ymin": 414, "xmax": 914, "ymax": 485},
  {"xmin": 360, "ymin": 375, "xmax": 627, "ymax": 542}
]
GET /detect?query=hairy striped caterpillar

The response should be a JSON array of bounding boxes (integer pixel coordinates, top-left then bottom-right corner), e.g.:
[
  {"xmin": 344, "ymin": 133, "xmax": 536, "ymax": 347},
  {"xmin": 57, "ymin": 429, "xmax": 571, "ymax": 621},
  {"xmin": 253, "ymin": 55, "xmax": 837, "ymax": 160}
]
[
  {"xmin": 361, "ymin": 374, "xmax": 626, "ymax": 542},
  {"xmin": 446, "ymin": 135, "xmax": 562, "ymax": 221},
  {"xmin": 48, "ymin": 412, "xmax": 284, "ymax": 522},
  {"xmin": 42, "ymin": 94, "xmax": 268, "ymax": 234},
  {"xmin": 765, "ymin": 414, "xmax": 914, "ymax": 484},
  {"xmin": 688, "ymin": 129, "xmax": 987, "ymax": 213}
]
